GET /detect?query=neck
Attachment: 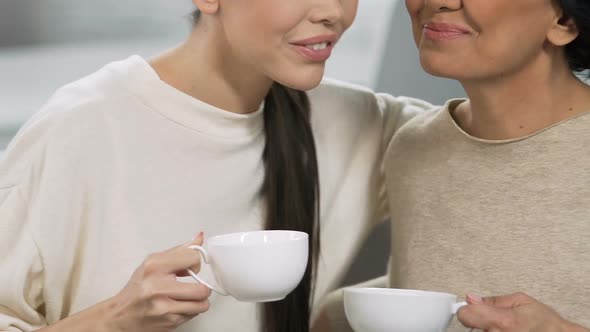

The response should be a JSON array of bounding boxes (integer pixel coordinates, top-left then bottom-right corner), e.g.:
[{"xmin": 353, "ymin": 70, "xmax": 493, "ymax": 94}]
[
  {"xmin": 149, "ymin": 25, "xmax": 273, "ymax": 114},
  {"xmin": 455, "ymin": 58, "xmax": 590, "ymax": 140}
]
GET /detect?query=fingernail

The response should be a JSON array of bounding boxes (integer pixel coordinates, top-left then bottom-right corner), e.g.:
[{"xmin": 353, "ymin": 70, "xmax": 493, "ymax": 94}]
[
  {"xmin": 467, "ymin": 293, "xmax": 483, "ymax": 304},
  {"xmin": 192, "ymin": 231, "xmax": 204, "ymax": 240}
]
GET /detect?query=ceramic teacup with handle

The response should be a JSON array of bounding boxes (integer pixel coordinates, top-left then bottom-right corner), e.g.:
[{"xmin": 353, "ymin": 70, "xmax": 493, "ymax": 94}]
[
  {"xmin": 187, "ymin": 230, "xmax": 308, "ymax": 302},
  {"xmin": 344, "ymin": 287, "xmax": 468, "ymax": 332}
]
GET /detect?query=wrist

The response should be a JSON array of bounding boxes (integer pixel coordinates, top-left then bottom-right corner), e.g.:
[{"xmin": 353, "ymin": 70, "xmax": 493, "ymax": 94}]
[
  {"xmin": 97, "ymin": 294, "xmax": 127, "ymax": 332},
  {"xmin": 36, "ymin": 296, "xmax": 124, "ymax": 332},
  {"xmin": 70, "ymin": 295, "xmax": 126, "ymax": 332}
]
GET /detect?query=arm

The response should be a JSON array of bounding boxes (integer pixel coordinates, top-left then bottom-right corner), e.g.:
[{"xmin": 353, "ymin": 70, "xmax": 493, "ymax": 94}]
[
  {"xmin": 376, "ymin": 92, "xmax": 436, "ymax": 221},
  {"xmin": 0, "ymin": 159, "xmax": 209, "ymax": 331},
  {"xmin": 0, "ymin": 186, "xmax": 48, "ymax": 331},
  {"xmin": 34, "ymin": 300, "xmax": 116, "ymax": 332},
  {"xmin": 306, "ymin": 82, "xmax": 435, "ymax": 332},
  {"xmin": 1, "ymin": 222, "xmax": 210, "ymax": 332}
]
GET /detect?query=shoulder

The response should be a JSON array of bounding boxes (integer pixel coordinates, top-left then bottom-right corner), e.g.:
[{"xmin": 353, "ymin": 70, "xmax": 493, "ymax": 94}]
[
  {"xmin": 308, "ymin": 78, "xmax": 377, "ymax": 117},
  {"xmin": 385, "ymin": 100, "xmax": 459, "ymax": 155},
  {"xmin": 395, "ymin": 99, "xmax": 460, "ymax": 136},
  {"xmin": 0, "ymin": 59, "xmax": 140, "ymax": 185},
  {"xmin": 13, "ymin": 56, "xmax": 150, "ymax": 149},
  {"xmin": 308, "ymin": 78, "xmax": 435, "ymax": 132}
]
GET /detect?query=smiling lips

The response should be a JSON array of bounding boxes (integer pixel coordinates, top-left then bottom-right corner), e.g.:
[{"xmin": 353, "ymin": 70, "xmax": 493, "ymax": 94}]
[
  {"xmin": 290, "ymin": 22, "xmax": 469, "ymax": 61},
  {"xmin": 290, "ymin": 35, "xmax": 338, "ymax": 62},
  {"xmin": 422, "ymin": 22, "xmax": 471, "ymax": 40}
]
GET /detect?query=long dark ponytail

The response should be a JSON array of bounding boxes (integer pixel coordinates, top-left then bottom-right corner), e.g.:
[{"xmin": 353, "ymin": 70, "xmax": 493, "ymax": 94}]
[
  {"xmin": 192, "ymin": 10, "xmax": 320, "ymax": 332},
  {"xmin": 261, "ymin": 83, "xmax": 320, "ymax": 332}
]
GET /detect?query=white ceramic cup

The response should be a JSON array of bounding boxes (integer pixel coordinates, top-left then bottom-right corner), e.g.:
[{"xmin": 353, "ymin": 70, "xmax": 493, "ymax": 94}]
[
  {"xmin": 186, "ymin": 230, "xmax": 308, "ymax": 302},
  {"xmin": 343, "ymin": 288, "xmax": 468, "ymax": 332}
]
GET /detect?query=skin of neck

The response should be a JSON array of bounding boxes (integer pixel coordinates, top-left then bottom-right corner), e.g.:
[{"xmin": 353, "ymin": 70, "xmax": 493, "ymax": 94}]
[
  {"xmin": 149, "ymin": 19, "xmax": 274, "ymax": 115},
  {"xmin": 454, "ymin": 49, "xmax": 590, "ymax": 140}
]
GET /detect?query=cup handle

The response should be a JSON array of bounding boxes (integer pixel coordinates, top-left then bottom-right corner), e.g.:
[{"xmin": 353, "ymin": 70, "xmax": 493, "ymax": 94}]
[
  {"xmin": 452, "ymin": 301, "xmax": 468, "ymax": 314},
  {"xmin": 186, "ymin": 245, "xmax": 228, "ymax": 296}
]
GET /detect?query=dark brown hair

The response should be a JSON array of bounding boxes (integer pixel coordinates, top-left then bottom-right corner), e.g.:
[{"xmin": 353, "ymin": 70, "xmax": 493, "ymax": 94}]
[
  {"xmin": 558, "ymin": 0, "xmax": 590, "ymax": 76},
  {"xmin": 192, "ymin": 10, "xmax": 320, "ymax": 332}
]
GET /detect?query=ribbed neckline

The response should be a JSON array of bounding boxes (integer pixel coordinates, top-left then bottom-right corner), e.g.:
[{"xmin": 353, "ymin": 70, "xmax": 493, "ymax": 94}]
[
  {"xmin": 112, "ymin": 55, "xmax": 264, "ymax": 140},
  {"xmin": 443, "ymin": 98, "xmax": 590, "ymax": 145}
]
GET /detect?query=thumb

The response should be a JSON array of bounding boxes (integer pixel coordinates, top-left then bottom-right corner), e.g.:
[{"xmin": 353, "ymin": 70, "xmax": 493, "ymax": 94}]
[
  {"xmin": 482, "ymin": 292, "xmax": 532, "ymax": 309},
  {"xmin": 191, "ymin": 231, "xmax": 205, "ymax": 246},
  {"xmin": 457, "ymin": 300, "xmax": 514, "ymax": 331},
  {"xmin": 175, "ymin": 232, "xmax": 205, "ymax": 277}
]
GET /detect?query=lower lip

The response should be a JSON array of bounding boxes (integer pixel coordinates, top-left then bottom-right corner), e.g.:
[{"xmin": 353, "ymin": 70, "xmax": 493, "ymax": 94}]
[
  {"xmin": 291, "ymin": 44, "xmax": 334, "ymax": 62},
  {"xmin": 423, "ymin": 28, "xmax": 469, "ymax": 40}
]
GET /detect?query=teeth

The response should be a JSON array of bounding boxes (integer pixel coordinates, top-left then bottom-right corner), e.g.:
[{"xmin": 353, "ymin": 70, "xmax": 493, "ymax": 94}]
[{"xmin": 306, "ymin": 42, "xmax": 329, "ymax": 51}]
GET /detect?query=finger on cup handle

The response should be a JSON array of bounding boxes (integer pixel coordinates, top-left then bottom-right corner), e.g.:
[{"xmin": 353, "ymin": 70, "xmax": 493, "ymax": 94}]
[
  {"xmin": 483, "ymin": 292, "xmax": 533, "ymax": 308},
  {"xmin": 466, "ymin": 293, "xmax": 484, "ymax": 304},
  {"xmin": 176, "ymin": 232, "xmax": 205, "ymax": 277},
  {"xmin": 187, "ymin": 231, "xmax": 205, "ymax": 271},
  {"xmin": 161, "ymin": 279, "xmax": 212, "ymax": 302},
  {"xmin": 192, "ymin": 231, "xmax": 205, "ymax": 243},
  {"xmin": 457, "ymin": 294, "xmax": 509, "ymax": 331},
  {"xmin": 105, "ymin": 233, "xmax": 211, "ymax": 331}
]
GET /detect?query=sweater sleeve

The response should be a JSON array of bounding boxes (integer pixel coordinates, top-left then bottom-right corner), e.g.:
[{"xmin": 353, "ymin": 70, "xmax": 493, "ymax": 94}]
[
  {"xmin": 310, "ymin": 91, "xmax": 435, "ymax": 330},
  {"xmin": 0, "ymin": 94, "xmax": 101, "ymax": 330},
  {"xmin": 307, "ymin": 80, "xmax": 435, "ymax": 309},
  {"xmin": 378, "ymin": 93, "xmax": 435, "ymax": 151},
  {"xmin": 374, "ymin": 93, "xmax": 436, "ymax": 222},
  {"xmin": 0, "ymin": 185, "xmax": 47, "ymax": 331}
]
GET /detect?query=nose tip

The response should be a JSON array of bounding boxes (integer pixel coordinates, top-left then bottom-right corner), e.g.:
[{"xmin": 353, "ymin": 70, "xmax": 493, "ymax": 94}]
[
  {"xmin": 310, "ymin": 0, "xmax": 346, "ymax": 25},
  {"xmin": 426, "ymin": 0, "xmax": 462, "ymax": 12}
]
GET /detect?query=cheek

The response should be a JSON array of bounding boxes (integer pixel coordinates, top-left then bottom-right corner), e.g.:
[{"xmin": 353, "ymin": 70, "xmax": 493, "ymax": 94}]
[
  {"xmin": 473, "ymin": 15, "xmax": 553, "ymax": 67},
  {"xmin": 223, "ymin": 0, "xmax": 302, "ymax": 48},
  {"xmin": 404, "ymin": 0, "xmax": 423, "ymax": 46},
  {"xmin": 342, "ymin": 0, "xmax": 360, "ymax": 30},
  {"xmin": 405, "ymin": 0, "xmax": 422, "ymax": 21},
  {"xmin": 223, "ymin": 9, "xmax": 291, "ymax": 63},
  {"xmin": 466, "ymin": 0, "xmax": 554, "ymax": 55}
]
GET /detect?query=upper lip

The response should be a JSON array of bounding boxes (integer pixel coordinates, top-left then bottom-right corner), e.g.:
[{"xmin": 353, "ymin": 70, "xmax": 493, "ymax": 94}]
[
  {"xmin": 423, "ymin": 22, "xmax": 471, "ymax": 34},
  {"xmin": 290, "ymin": 34, "xmax": 339, "ymax": 46}
]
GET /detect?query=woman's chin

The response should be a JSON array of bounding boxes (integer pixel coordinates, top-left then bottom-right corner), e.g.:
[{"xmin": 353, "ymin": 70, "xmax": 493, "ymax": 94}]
[
  {"xmin": 275, "ymin": 68, "xmax": 325, "ymax": 91},
  {"xmin": 420, "ymin": 59, "xmax": 464, "ymax": 81}
]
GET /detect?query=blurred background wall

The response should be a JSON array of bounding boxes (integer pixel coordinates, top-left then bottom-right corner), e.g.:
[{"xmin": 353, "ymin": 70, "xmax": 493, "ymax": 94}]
[{"xmin": 0, "ymin": 0, "xmax": 464, "ymax": 286}]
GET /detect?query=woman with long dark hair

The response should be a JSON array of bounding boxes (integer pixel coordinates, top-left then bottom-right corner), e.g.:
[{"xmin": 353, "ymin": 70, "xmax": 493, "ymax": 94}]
[{"xmin": 0, "ymin": 0, "xmax": 433, "ymax": 331}]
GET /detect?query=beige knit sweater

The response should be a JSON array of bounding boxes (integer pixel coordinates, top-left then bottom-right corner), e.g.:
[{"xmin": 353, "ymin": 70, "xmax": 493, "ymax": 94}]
[{"xmin": 322, "ymin": 99, "xmax": 590, "ymax": 331}]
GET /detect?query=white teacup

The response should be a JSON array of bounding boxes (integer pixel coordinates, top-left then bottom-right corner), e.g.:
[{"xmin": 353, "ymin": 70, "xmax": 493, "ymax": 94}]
[
  {"xmin": 187, "ymin": 230, "xmax": 308, "ymax": 302},
  {"xmin": 343, "ymin": 288, "xmax": 468, "ymax": 332}
]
